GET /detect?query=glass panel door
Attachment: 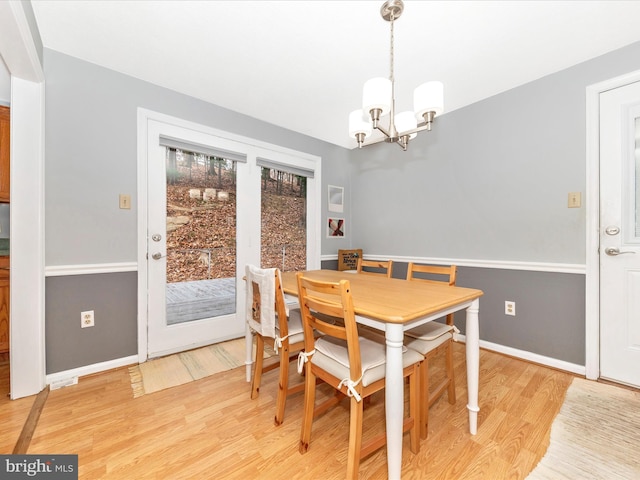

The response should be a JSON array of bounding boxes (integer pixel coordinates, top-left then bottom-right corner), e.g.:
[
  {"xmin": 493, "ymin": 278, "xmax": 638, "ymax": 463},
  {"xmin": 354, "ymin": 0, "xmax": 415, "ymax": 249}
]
[
  {"xmin": 146, "ymin": 119, "xmax": 246, "ymax": 358},
  {"xmin": 166, "ymin": 148, "xmax": 237, "ymax": 325},
  {"xmin": 143, "ymin": 112, "xmax": 321, "ymax": 359}
]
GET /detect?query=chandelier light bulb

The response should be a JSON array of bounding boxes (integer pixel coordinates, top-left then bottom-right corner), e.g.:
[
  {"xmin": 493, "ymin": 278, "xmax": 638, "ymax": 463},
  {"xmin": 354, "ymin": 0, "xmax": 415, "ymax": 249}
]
[
  {"xmin": 349, "ymin": 109, "xmax": 373, "ymax": 145},
  {"xmin": 363, "ymin": 77, "xmax": 392, "ymax": 121},
  {"xmin": 394, "ymin": 111, "xmax": 417, "ymax": 139},
  {"xmin": 414, "ymin": 81, "xmax": 444, "ymax": 119}
]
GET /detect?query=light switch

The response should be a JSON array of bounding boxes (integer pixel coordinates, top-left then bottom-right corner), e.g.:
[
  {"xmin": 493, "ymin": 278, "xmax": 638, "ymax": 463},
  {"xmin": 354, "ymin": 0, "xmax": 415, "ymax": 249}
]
[
  {"xmin": 568, "ymin": 192, "xmax": 581, "ymax": 208},
  {"xmin": 119, "ymin": 194, "xmax": 131, "ymax": 209}
]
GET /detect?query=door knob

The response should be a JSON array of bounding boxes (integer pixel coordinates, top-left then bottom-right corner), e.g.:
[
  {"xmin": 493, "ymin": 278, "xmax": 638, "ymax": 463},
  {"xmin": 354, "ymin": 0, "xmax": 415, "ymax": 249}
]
[
  {"xmin": 152, "ymin": 252, "xmax": 163, "ymax": 260},
  {"xmin": 604, "ymin": 247, "xmax": 635, "ymax": 256}
]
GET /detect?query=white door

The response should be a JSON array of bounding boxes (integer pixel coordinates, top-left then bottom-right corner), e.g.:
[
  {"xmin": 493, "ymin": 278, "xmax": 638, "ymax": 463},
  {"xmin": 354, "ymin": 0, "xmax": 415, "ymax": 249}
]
[
  {"xmin": 146, "ymin": 120, "xmax": 248, "ymax": 357},
  {"xmin": 139, "ymin": 111, "xmax": 321, "ymax": 360},
  {"xmin": 599, "ymin": 80, "xmax": 640, "ymax": 388}
]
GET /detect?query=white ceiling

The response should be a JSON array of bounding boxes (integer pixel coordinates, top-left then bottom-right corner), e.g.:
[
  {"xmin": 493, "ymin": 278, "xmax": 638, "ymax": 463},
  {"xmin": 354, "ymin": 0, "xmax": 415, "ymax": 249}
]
[{"xmin": 30, "ymin": 0, "xmax": 640, "ymax": 149}]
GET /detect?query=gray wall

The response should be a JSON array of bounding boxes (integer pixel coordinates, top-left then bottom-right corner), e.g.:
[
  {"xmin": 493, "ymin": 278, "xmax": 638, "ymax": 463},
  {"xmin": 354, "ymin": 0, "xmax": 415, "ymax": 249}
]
[
  {"xmin": 345, "ymin": 41, "xmax": 640, "ymax": 365},
  {"xmin": 321, "ymin": 259, "xmax": 585, "ymax": 365},
  {"xmin": 44, "ymin": 49, "xmax": 350, "ymax": 267},
  {"xmin": 43, "ymin": 49, "xmax": 349, "ymax": 373},
  {"xmin": 349, "ymin": 41, "xmax": 640, "ymax": 263},
  {"xmin": 44, "ymin": 40, "xmax": 640, "ymax": 374},
  {"xmin": 46, "ymin": 272, "xmax": 137, "ymax": 372},
  {"xmin": 454, "ymin": 267, "xmax": 585, "ymax": 364}
]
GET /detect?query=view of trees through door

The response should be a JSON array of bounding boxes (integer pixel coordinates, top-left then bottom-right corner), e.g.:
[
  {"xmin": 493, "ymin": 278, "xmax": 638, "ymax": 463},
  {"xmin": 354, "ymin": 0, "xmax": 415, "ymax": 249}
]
[
  {"xmin": 164, "ymin": 149, "xmax": 306, "ymax": 325},
  {"xmin": 166, "ymin": 148, "xmax": 237, "ymax": 283},
  {"xmin": 260, "ymin": 167, "xmax": 307, "ymax": 271}
]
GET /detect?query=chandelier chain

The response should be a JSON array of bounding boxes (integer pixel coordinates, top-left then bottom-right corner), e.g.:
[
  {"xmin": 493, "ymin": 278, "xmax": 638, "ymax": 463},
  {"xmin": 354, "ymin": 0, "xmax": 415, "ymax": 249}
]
[{"xmin": 389, "ymin": 12, "xmax": 395, "ymax": 83}]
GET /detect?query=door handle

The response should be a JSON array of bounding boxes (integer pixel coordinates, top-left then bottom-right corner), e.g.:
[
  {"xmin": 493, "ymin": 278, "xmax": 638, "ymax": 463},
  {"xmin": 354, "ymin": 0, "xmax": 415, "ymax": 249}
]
[
  {"xmin": 604, "ymin": 247, "xmax": 636, "ymax": 256},
  {"xmin": 151, "ymin": 252, "xmax": 164, "ymax": 260}
]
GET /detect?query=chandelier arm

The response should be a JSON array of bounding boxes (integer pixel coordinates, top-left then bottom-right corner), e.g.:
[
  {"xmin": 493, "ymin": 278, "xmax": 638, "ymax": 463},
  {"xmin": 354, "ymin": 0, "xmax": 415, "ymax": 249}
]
[
  {"xmin": 396, "ymin": 138, "xmax": 409, "ymax": 151},
  {"xmin": 374, "ymin": 123, "xmax": 392, "ymax": 138},
  {"xmin": 360, "ymin": 135, "xmax": 389, "ymax": 148},
  {"xmin": 416, "ymin": 111, "xmax": 436, "ymax": 131},
  {"xmin": 414, "ymin": 122, "xmax": 430, "ymax": 131},
  {"xmin": 399, "ymin": 122, "xmax": 437, "ymax": 137}
]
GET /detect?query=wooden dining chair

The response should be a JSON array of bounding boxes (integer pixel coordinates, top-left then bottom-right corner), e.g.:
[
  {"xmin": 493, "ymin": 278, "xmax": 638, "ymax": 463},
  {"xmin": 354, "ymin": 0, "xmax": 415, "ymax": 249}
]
[
  {"xmin": 404, "ymin": 262, "xmax": 458, "ymax": 439},
  {"xmin": 356, "ymin": 258, "xmax": 393, "ymax": 278},
  {"xmin": 246, "ymin": 265, "xmax": 306, "ymax": 426},
  {"xmin": 296, "ymin": 272, "xmax": 421, "ymax": 479}
]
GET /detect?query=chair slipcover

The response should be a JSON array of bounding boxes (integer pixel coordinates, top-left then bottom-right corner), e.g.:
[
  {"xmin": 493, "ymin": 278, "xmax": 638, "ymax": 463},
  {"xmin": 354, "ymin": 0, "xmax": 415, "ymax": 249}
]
[{"xmin": 245, "ymin": 265, "xmax": 277, "ymax": 338}]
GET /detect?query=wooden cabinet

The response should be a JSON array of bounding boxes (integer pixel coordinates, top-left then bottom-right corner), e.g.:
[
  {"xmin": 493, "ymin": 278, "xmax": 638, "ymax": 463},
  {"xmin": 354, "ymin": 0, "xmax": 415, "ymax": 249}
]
[
  {"xmin": 0, "ymin": 106, "xmax": 9, "ymax": 202},
  {"xmin": 0, "ymin": 106, "xmax": 8, "ymax": 353},
  {"xmin": 0, "ymin": 256, "xmax": 8, "ymax": 354}
]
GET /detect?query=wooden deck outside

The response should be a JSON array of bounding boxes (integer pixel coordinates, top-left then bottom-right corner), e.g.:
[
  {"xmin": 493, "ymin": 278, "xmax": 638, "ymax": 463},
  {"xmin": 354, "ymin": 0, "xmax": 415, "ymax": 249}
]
[{"xmin": 166, "ymin": 278, "xmax": 236, "ymax": 324}]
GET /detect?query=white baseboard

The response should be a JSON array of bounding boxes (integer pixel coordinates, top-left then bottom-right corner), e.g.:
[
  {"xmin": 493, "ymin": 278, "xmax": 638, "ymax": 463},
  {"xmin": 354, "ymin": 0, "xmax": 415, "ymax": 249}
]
[
  {"xmin": 456, "ymin": 334, "xmax": 586, "ymax": 376},
  {"xmin": 46, "ymin": 355, "xmax": 138, "ymax": 388}
]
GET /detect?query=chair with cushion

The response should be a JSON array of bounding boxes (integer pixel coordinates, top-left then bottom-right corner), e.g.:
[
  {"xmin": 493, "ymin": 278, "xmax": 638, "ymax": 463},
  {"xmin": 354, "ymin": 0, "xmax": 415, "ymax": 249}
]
[
  {"xmin": 296, "ymin": 272, "xmax": 421, "ymax": 479},
  {"xmin": 246, "ymin": 264, "xmax": 305, "ymax": 426},
  {"xmin": 404, "ymin": 262, "xmax": 458, "ymax": 439},
  {"xmin": 356, "ymin": 258, "xmax": 393, "ymax": 278}
]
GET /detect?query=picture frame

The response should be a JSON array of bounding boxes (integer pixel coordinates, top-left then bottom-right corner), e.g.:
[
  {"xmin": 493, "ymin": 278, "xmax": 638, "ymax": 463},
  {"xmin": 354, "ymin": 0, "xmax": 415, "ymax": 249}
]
[
  {"xmin": 328, "ymin": 185, "xmax": 344, "ymax": 213},
  {"xmin": 327, "ymin": 217, "xmax": 345, "ymax": 238}
]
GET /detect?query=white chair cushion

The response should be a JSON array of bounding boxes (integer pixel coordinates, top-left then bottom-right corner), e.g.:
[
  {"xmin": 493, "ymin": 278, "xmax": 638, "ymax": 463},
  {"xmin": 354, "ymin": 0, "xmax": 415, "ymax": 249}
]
[
  {"xmin": 316, "ymin": 335, "xmax": 385, "ymax": 371},
  {"xmin": 313, "ymin": 335, "xmax": 422, "ymax": 387},
  {"xmin": 405, "ymin": 321, "xmax": 452, "ymax": 340},
  {"xmin": 275, "ymin": 308, "xmax": 305, "ymax": 345},
  {"xmin": 404, "ymin": 322, "xmax": 453, "ymax": 356},
  {"xmin": 283, "ymin": 293, "xmax": 299, "ymax": 306}
]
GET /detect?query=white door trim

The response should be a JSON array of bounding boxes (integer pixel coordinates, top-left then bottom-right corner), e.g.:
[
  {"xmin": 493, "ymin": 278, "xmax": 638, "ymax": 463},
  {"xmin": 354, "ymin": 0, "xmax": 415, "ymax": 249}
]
[
  {"xmin": 0, "ymin": 1, "xmax": 47, "ymax": 399},
  {"xmin": 585, "ymin": 69, "xmax": 640, "ymax": 380}
]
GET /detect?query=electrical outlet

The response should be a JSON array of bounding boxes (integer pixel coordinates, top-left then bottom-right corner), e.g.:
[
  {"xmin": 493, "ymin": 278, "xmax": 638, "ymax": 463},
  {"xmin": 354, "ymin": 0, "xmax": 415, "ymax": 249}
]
[
  {"xmin": 81, "ymin": 310, "xmax": 95, "ymax": 328},
  {"xmin": 505, "ymin": 301, "xmax": 516, "ymax": 316}
]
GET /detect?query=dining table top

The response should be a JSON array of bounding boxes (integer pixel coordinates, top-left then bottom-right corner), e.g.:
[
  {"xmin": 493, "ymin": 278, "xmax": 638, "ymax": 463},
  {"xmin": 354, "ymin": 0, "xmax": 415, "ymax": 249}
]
[{"xmin": 281, "ymin": 269, "xmax": 483, "ymax": 324}]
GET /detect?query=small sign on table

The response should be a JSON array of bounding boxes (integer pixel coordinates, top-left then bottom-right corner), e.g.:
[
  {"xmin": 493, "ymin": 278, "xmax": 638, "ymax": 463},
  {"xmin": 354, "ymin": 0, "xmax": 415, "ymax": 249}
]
[{"xmin": 338, "ymin": 249, "xmax": 362, "ymax": 271}]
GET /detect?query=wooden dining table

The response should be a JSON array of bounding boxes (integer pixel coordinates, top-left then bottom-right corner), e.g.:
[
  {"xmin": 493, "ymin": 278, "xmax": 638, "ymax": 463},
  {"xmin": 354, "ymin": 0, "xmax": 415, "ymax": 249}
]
[{"xmin": 280, "ymin": 269, "xmax": 483, "ymax": 480}]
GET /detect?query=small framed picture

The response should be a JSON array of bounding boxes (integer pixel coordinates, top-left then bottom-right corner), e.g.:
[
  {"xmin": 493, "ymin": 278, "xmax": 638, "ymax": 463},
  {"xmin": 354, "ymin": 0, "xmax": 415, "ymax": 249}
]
[
  {"xmin": 327, "ymin": 217, "xmax": 345, "ymax": 238},
  {"xmin": 328, "ymin": 185, "xmax": 344, "ymax": 213}
]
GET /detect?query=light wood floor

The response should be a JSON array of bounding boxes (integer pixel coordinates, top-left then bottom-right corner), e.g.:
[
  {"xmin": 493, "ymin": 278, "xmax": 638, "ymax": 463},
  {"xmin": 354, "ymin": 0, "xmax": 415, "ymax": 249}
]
[
  {"xmin": 0, "ymin": 358, "xmax": 38, "ymax": 454},
  {"xmin": 1, "ymin": 344, "xmax": 576, "ymax": 479}
]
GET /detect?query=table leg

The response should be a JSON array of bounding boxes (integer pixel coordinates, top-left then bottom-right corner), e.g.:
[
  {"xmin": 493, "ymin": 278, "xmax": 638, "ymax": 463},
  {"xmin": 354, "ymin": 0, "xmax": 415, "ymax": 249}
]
[
  {"xmin": 385, "ymin": 323, "xmax": 405, "ymax": 480},
  {"xmin": 465, "ymin": 298, "xmax": 480, "ymax": 434}
]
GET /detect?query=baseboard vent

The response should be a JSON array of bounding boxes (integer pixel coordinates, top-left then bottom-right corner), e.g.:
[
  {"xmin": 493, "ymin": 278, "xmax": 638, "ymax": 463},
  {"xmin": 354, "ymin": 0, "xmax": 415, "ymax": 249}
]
[{"xmin": 49, "ymin": 376, "xmax": 78, "ymax": 390}]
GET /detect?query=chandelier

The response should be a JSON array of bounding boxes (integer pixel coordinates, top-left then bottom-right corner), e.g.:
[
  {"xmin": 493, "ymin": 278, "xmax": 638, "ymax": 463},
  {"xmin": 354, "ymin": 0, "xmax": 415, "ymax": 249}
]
[{"xmin": 349, "ymin": 0, "xmax": 443, "ymax": 151}]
